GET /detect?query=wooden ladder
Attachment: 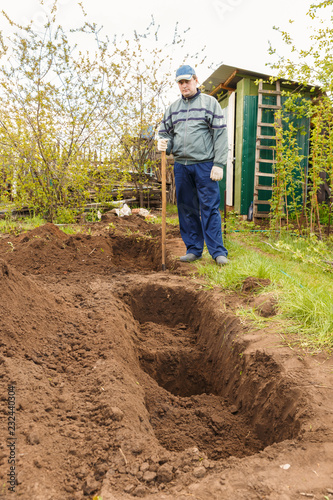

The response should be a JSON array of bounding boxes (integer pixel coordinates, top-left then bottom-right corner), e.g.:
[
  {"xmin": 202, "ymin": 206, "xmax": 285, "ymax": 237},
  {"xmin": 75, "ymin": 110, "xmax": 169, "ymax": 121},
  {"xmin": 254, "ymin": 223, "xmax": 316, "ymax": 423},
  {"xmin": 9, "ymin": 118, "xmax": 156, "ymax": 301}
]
[{"xmin": 253, "ymin": 80, "xmax": 282, "ymax": 218}]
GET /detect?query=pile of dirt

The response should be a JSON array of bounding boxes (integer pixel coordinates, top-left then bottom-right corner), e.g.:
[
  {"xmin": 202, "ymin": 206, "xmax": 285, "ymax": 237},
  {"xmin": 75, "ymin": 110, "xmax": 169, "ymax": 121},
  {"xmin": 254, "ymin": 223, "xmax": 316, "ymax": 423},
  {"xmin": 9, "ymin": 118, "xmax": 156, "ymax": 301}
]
[
  {"xmin": 0, "ymin": 221, "xmax": 176, "ymax": 275},
  {"xmin": 241, "ymin": 276, "xmax": 272, "ymax": 293},
  {"xmin": 0, "ymin": 219, "xmax": 332, "ymax": 500},
  {"xmin": 0, "ymin": 258, "xmax": 75, "ymax": 356}
]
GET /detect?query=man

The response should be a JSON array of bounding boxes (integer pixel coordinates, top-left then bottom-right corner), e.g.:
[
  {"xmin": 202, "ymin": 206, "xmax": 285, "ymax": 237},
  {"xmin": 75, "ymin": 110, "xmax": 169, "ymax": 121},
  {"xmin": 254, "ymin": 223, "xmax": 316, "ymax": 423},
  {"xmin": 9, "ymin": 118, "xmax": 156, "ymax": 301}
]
[{"xmin": 158, "ymin": 64, "xmax": 228, "ymax": 265}]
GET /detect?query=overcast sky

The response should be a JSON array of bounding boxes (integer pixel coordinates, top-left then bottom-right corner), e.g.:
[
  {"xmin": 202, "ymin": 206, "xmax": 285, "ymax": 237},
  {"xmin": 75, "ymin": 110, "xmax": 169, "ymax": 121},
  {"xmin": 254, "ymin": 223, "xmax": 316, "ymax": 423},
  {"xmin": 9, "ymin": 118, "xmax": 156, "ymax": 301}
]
[{"xmin": 0, "ymin": 0, "xmax": 330, "ymax": 103}]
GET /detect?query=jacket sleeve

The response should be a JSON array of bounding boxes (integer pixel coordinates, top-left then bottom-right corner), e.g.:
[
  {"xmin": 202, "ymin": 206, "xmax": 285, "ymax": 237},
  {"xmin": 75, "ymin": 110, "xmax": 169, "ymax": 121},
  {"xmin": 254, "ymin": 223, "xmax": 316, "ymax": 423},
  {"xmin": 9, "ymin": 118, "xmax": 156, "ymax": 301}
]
[
  {"xmin": 208, "ymin": 98, "xmax": 228, "ymax": 168},
  {"xmin": 158, "ymin": 107, "xmax": 174, "ymax": 155}
]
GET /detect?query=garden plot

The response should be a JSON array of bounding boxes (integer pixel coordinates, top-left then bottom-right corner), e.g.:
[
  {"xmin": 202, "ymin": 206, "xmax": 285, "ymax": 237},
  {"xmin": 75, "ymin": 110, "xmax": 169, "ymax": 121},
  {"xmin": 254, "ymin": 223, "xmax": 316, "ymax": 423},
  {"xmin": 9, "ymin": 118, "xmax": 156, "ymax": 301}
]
[{"xmin": 0, "ymin": 219, "xmax": 332, "ymax": 500}]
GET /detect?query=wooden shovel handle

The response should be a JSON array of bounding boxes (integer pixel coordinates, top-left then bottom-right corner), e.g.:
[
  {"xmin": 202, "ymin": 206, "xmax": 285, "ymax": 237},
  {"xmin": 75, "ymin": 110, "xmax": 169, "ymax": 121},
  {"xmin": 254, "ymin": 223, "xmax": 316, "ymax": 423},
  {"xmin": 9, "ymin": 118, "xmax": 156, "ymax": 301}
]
[{"xmin": 161, "ymin": 150, "xmax": 167, "ymax": 271}]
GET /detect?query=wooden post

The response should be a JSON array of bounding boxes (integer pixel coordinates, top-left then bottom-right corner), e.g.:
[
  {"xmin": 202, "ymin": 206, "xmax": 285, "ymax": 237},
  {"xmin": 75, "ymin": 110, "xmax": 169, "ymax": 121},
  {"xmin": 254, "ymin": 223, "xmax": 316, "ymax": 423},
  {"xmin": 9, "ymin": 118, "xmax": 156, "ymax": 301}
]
[{"xmin": 161, "ymin": 151, "xmax": 167, "ymax": 271}]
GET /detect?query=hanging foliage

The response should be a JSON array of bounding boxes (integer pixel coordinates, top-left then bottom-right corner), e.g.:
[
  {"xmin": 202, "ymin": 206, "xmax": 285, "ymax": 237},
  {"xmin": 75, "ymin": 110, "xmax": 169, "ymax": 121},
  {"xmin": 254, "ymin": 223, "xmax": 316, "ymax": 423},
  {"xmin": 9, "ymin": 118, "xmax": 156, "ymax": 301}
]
[{"xmin": 268, "ymin": 1, "xmax": 333, "ymax": 236}]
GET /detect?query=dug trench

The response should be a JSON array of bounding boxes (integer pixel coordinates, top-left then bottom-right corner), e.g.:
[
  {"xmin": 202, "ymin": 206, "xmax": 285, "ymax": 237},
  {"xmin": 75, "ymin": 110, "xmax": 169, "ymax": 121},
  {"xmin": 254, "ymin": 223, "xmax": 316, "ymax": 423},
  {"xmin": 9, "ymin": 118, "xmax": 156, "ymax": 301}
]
[
  {"xmin": 0, "ymin": 220, "xmax": 332, "ymax": 500},
  {"xmin": 124, "ymin": 283, "xmax": 302, "ymax": 457}
]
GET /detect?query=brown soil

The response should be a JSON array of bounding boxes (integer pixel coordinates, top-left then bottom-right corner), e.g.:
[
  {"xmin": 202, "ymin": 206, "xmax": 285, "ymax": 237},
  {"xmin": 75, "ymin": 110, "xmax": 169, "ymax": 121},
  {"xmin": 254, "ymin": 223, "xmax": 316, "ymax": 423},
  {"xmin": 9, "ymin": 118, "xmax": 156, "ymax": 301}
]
[{"xmin": 0, "ymin": 213, "xmax": 332, "ymax": 500}]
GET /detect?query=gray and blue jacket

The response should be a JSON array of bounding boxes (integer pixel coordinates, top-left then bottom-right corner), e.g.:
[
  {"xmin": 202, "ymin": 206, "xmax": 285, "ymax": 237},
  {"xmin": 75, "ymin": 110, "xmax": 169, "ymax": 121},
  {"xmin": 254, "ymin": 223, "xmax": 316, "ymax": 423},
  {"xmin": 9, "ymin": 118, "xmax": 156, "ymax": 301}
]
[{"xmin": 158, "ymin": 89, "xmax": 227, "ymax": 167}]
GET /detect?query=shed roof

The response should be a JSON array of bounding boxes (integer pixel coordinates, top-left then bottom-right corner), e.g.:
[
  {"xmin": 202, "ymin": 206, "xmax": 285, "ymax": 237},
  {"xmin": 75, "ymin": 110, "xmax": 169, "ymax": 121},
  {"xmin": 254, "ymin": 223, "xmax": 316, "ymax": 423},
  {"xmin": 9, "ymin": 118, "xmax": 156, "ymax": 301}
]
[{"xmin": 202, "ymin": 64, "xmax": 321, "ymax": 98}]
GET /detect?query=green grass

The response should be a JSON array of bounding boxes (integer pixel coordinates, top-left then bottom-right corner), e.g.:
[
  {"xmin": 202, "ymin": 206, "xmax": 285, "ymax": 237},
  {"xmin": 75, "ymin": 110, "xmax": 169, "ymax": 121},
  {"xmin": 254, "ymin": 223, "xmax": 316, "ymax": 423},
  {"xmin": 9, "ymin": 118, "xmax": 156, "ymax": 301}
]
[
  {"xmin": 55, "ymin": 225, "xmax": 81, "ymax": 235},
  {"xmin": 195, "ymin": 239, "xmax": 278, "ymax": 289},
  {"xmin": 148, "ymin": 216, "xmax": 179, "ymax": 226},
  {"xmin": 166, "ymin": 202, "xmax": 179, "ymax": 215},
  {"xmin": 0, "ymin": 215, "xmax": 46, "ymax": 234},
  {"xmin": 194, "ymin": 229, "xmax": 333, "ymax": 352},
  {"xmin": 0, "ymin": 214, "xmax": 84, "ymax": 236}
]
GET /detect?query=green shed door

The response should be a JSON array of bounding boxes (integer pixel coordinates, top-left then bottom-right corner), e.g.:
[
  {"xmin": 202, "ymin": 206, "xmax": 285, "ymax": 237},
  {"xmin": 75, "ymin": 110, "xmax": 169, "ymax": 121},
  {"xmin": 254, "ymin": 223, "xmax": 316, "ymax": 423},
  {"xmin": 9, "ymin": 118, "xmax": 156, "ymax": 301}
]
[{"xmin": 240, "ymin": 95, "xmax": 257, "ymax": 215}]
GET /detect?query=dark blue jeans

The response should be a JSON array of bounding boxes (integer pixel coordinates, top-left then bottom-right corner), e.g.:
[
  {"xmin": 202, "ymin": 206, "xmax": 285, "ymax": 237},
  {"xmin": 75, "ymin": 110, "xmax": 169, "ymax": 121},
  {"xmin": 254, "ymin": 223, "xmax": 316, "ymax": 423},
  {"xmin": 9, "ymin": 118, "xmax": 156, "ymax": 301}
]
[{"xmin": 174, "ymin": 161, "xmax": 228, "ymax": 259}]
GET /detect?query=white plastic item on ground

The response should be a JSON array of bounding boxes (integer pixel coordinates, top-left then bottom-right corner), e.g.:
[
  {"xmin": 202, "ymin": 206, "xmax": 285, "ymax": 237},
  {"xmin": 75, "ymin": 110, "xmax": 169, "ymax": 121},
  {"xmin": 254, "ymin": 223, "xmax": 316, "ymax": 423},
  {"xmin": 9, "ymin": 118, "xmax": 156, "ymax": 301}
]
[
  {"xmin": 119, "ymin": 204, "xmax": 131, "ymax": 216},
  {"xmin": 132, "ymin": 208, "xmax": 150, "ymax": 217},
  {"xmin": 111, "ymin": 203, "xmax": 132, "ymax": 217}
]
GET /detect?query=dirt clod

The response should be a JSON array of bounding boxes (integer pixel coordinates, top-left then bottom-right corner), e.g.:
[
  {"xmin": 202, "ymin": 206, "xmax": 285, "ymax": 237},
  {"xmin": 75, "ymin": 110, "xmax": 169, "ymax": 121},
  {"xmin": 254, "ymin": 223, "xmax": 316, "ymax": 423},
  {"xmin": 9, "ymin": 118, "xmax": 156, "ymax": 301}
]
[
  {"xmin": 157, "ymin": 463, "xmax": 174, "ymax": 483},
  {"xmin": 192, "ymin": 466, "xmax": 206, "ymax": 479},
  {"xmin": 143, "ymin": 471, "xmax": 157, "ymax": 482},
  {"xmin": 110, "ymin": 407, "xmax": 124, "ymax": 421},
  {"xmin": 253, "ymin": 292, "xmax": 277, "ymax": 317}
]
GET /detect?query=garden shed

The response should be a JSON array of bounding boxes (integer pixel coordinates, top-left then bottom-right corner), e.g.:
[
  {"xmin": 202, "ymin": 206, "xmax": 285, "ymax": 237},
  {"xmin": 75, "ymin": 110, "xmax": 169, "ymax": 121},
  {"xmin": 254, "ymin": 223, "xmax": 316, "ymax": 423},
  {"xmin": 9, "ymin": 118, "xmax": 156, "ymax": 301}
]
[{"xmin": 202, "ymin": 64, "xmax": 320, "ymax": 217}]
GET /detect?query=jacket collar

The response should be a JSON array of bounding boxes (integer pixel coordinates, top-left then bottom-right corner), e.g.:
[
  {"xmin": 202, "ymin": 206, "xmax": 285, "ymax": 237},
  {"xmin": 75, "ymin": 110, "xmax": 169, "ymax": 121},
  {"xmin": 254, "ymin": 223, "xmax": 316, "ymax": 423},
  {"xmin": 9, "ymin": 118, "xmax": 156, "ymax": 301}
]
[{"xmin": 182, "ymin": 89, "xmax": 201, "ymax": 102}]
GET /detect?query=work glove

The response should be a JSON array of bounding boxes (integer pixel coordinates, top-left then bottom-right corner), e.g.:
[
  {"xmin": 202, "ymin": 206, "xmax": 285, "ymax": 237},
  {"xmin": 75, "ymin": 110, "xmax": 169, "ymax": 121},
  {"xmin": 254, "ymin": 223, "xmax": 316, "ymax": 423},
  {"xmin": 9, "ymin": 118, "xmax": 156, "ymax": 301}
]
[
  {"xmin": 210, "ymin": 166, "xmax": 223, "ymax": 181},
  {"xmin": 157, "ymin": 138, "xmax": 168, "ymax": 152}
]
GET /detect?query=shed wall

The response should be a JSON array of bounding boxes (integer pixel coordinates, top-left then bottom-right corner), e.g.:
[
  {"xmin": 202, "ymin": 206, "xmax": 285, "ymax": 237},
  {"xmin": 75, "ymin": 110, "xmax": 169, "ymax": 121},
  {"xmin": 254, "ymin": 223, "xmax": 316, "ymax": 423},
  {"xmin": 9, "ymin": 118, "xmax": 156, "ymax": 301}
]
[{"xmin": 234, "ymin": 78, "xmax": 311, "ymax": 215}]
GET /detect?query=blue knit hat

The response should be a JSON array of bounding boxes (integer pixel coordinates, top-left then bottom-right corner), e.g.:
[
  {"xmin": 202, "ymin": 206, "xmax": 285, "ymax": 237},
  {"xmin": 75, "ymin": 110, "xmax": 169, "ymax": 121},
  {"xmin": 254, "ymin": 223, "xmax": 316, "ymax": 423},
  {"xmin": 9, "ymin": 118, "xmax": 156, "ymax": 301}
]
[{"xmin": 175, "ymin": 65, "xmax": 196, "ymax": 82}]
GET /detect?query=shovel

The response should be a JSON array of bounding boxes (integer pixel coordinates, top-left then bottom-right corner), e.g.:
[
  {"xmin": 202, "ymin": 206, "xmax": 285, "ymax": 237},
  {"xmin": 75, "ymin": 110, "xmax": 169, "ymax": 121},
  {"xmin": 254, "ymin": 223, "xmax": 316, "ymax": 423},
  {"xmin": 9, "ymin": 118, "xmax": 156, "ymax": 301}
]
[{"xmin": 161, "ymin": 150, "xmax": 167, "ymax": 271}]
